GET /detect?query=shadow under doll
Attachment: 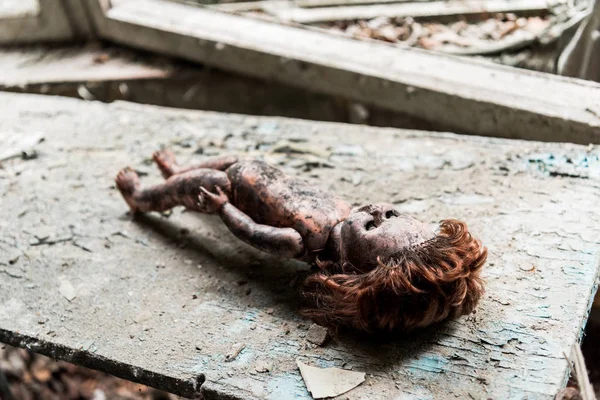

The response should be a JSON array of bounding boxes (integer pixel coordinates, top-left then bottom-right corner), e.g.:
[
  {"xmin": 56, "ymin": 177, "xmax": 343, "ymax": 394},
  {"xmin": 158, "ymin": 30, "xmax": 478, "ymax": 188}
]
[{"xmin": 129, "ymin": 211, "xmax": 460, "ymax": 370}]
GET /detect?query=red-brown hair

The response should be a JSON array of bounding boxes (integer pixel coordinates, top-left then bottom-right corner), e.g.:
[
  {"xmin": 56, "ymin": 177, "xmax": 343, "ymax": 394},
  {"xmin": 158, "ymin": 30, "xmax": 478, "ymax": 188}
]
[{"xmin": 301, "ymin": 220, "xmax": 487, "ymax": 333}]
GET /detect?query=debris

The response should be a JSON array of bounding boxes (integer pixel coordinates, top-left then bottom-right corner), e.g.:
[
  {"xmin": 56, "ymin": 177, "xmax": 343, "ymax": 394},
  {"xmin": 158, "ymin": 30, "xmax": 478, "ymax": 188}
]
[
  {"xmin": 519, "ymin": 264, "xmax": 536, "ymax": 272},
  {"xmin": 306, "ymin": 323, "xmax": 331, "ymax": 346},
  {"xmin": 332, "ymin": 144, "xmax": 365, "ymax": 156},
  {"xmin": 276, "ymin": 0, "xmax": 549, "ymax": 24},
  {"xmin": 59, "ymin": 279, "xmax": 77, "ymax": 302},
  {"xmin": 30, "ymin": 359, "xmax": 53, "ymax": 382},
  {"xmin": 93, "ymin": 52, "xmax": 110, "ymax": 64},
  {"xmin": 296, "ymin": 360, "xmax": 365, "ymax": 399},
  {"xmin": 271, "ymin": 141, "xmax": 330, "ymax": 158},
  {"xmin": 555, "ymin": 387, "xmax": 582, "ymax": 400},
  {"xmin": 1, "ymin": 248, "xmax": 21, "ymax": 266},
  {"xmin": 0, "ymin": 269, "xmax": 23, "ymax": 279},
  {"xmin": 133, "ymin": 311, "xmax": 153, "ymax": 324},
  {"xmin": 30, "ymin": 234, "xmax": 73, "ymax": 247},
  {"xmin": 0, "ymin": 344, "xmax": 177, "ymax": 399},
  {"xmin": 34, "ymin": 227, "xmax": 53, "ymax": 242},
  {"xmin": 320, "ymin": 12, "xmax": 553, "ymax": 56},
  {"xmin": 348, "ymin": 103, "xmax": 369, "ymax": 123},
  {"xmin": 80, "ymin": 340, "xmax": 95, "ymax": 352},
  {"xmin": 72, "ymin": 240, "xmax": 93, "ymax": 253},
  {"xmin": 255, "ymin": 121, "xmax": 279, "ymax": 135},
  {"xmin": 0, "ymin": 132, "xmax": 45, "ymax": 162},
  {"xmin": 112, "ymin": 230, "xmax": 130, "ymax": 239},
  {"xmin": 563, "ymin": 343, "xmax": 596, "ymax": 400},
  {"xmin": 255, "ymin": 360, "xmax": 273, "ymax": 373},
  {"xmin": 225, "ymin": 343, "xmax": 246, "ymax": 361}
]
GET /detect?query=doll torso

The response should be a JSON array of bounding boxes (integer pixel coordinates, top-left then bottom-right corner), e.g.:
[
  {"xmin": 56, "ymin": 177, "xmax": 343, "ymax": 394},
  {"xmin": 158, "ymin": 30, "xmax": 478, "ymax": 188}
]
[{"xmin": 226, "ymin": 160, "xmax": 351, "ymax": 255}]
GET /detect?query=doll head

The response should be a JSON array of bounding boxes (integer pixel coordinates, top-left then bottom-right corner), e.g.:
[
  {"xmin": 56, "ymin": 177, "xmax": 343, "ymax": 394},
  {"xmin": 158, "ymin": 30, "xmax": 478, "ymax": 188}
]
[
  {"xmin": 302, "ymin": 206, "xmax": 487, "ymax": 334},
  {"xmin": 339, "ymin": 204, "xmax": 437, "ymax": 271}
]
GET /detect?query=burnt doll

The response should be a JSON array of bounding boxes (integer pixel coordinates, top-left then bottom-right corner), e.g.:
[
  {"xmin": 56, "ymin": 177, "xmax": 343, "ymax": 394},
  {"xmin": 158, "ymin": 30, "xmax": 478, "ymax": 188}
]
[{"xmin": 116, "ymin": 150, "xmax": 487, "ymax": 334}]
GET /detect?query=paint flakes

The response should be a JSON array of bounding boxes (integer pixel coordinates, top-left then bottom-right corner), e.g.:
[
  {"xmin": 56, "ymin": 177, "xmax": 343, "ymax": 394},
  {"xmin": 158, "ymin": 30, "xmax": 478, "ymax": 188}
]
[
  {"xmin": 255, "ymin": 360, "xmax": 272, "ymax": 373},
  {"xmin": 297, "ymin": 360, "xmax": 365, "ymax": 399},
  {"xmin": 306, "ymin": 324, "xmax": 330, "ymax": 346},
  {"xmin": 133, "ymin": 311, "xmax": 153, "ymax": 324},
  {"xmin": 59, "ymin": 279, "xmax": 76, "ymax": 302},
  {"xmin": 225, "ymin": 343, "xmax": 246, "ymax": 362}
]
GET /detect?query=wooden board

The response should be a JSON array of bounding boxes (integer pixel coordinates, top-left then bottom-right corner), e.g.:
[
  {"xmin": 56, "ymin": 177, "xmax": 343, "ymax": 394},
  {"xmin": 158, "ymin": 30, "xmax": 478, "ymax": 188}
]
[
  {"xmin": 0, "ymin": 46, "xmax": 174, "ymax": 87},
  {"xmin": 211, "ymin": 0, "xmax": 428, "ymax": 12},
  {"xmin": 1, "ymin": 92, "xmax": 600, "ymax": 399},
  {"xmin": 87, "ymin": 0, "xmax": 600, "ymax": 144},
  {"xmin": 0, "ymin": 0, "xmax": 73, "ymax": 44},
  {"xmin": 267, "ymin": 0, "xmax": 549, "ymax": 23},
  {"xmin": 0, "ymin": 0, "xmax": 39, "ymax": 18}
]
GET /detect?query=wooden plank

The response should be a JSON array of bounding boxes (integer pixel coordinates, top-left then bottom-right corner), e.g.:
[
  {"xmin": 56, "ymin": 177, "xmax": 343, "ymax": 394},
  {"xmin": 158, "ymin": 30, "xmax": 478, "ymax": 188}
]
[
  {"xmin": 269, "ymin": 0, "xmax": 550, "ymax": 23},
  {"xmin": 0, "ymin": 0, "xmax": 74, "ymax": 44},
  {"xmin": 0, "ymin": 0, "xmax": 99, "ymax": 44},
  {"xmin": 211, "ymin": 0, "xmax": 430, "ymax": 13},
  {"xmin": 0, "ymin": 46, "xmax": 172, "ymax": 87},
  {"xmin": 91, "ymin": 0, "xmax": 600, "ymax": 144},
  {"xmin": 0, "ymin": 0, "xmax": 39, "ymax": 18},
  {"xmin": 1, "ymin": 92, "xmax": 600, "ymax": 399}
]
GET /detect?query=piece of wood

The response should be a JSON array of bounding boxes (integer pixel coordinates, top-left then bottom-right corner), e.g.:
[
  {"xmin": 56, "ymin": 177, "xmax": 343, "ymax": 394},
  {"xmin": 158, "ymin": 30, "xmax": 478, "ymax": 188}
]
[
  {"xmin": 211, "ymin": 0, "xmax": 429, "ymax": 13},
  {"xmin": 1, "ymin": 92, "xmax": 600, "ymax": 399},
  {"xmin": 0, "ymin": 0, "xmax": 38, "ymax": 18},
  {"xmin": 0, "ymin": 46, "xmax": 434, "ymax": 129},
  {"xmin": 0, "ymin": 0, "xmax": 73, "ymax": 44},
  {"xmin": 91, "ymin": 0, "xmax": 600, "ymax": 144},
  {"xmin": 0, "ymin": 0, "xmax": 100, "ymax": 44},
  {"xmin": 568, "ymin": 344, "xmax": 597, "ymax": 400},
  {"xmin": 268, "ymin": 0, "xmax": 550, "ymax": 23},
  {"xmin": 558, "ymin": 0, "xmax": 600, "ymax": 82},
  {"xmin": 0, "ymin": 46, "xmax": 173, "ymax": 87}
]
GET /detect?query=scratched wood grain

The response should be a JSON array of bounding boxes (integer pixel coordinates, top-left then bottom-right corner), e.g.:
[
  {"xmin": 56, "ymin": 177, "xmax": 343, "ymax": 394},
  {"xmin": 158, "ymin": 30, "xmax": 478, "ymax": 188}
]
[{"xmin": 0, "ymin": 93, "xmax": 599, "ymax": 399}]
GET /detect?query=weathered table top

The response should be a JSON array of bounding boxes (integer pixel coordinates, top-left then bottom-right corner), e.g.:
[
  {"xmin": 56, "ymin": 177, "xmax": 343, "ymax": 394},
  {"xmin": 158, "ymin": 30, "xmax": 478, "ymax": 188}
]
[{"xmin": 1, "ymin": 92, "xmax": 599, "ymax": 400}]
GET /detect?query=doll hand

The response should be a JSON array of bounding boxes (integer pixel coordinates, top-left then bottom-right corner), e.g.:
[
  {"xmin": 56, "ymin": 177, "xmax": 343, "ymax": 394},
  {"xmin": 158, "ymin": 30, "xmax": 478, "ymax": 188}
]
[{"xmin": 198, "ymin": 186, "xmax": 229, "ymax": 213}]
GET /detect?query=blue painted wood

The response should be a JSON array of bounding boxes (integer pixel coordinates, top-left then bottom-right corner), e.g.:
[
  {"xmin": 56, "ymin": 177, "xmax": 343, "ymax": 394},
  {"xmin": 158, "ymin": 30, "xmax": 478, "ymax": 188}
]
[{"xmin": 0, "ymin": 93, "xmax": 599, "ymax": 399}]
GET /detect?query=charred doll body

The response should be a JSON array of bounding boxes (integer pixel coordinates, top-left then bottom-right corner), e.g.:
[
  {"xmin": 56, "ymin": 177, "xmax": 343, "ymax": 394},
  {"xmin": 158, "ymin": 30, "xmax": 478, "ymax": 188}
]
[{"xmin": 116, "ymin": 150, "xmax": 487, "ymax": 334}]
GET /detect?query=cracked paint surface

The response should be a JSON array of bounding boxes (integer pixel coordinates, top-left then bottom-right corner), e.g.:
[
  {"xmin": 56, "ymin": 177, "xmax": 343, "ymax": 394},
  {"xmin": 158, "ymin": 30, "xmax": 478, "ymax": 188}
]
[{"xmin": 0, "ymin": 93, "xmax": 599, "ymax": 399}]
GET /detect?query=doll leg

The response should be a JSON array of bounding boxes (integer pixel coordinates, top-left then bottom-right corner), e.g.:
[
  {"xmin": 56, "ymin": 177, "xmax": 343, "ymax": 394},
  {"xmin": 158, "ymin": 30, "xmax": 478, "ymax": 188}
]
[
  {"xmin": 152, "ymin": 149, "xmax": 239, "ymax": 179},
  {"xmin": 115, "ymin": 166, "xmax": 231, "ymax": 213}
]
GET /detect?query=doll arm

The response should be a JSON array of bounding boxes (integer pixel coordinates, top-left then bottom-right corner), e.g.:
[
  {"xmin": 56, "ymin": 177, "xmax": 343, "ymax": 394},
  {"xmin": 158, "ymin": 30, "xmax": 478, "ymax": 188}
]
[{"xmin": 199, "ymin": 187, "xmax": 304, "ymax": 258}]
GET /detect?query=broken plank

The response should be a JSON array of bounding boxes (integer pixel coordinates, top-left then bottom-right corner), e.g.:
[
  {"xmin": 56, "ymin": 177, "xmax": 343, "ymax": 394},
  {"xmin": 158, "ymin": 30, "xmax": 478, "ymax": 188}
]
[
  {"xmin": 270, "ymin": 0, "xmax": 550, "ymax": 23},
  {"xmin": 0, "ymin": 46, "xmax": 173, "ymax": 87},
  {"xmin": 92, "ymin": 0, "xmax": 600, "ymax": 144},
  {"xmin": 1, "ymin": 92, "xmax": 600, "ymax": 399},
  {"xmin": 212, "ymin": 0, "xmax": 432, "ymax": 13},
  {"xmin": 0, "ymin": 0, "xmax": 76, "ymax": 44},
  {"xmin": 0, "ymin": 0, "xmax": 38, "ymax": 19}
]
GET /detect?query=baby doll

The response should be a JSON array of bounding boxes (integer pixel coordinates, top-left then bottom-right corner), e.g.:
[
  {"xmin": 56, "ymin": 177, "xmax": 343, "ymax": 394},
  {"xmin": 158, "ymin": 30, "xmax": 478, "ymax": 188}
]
[{"xmin": 116, "ymin": 150, "xmax": 487, "ymax": 334}]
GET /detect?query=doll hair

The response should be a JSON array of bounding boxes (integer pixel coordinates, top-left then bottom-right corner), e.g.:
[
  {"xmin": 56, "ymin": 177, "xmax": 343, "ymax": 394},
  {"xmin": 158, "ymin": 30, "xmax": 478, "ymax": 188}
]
[{"xmin": 301, "ymin": 219, "xmax": 487, "ymax": 333}]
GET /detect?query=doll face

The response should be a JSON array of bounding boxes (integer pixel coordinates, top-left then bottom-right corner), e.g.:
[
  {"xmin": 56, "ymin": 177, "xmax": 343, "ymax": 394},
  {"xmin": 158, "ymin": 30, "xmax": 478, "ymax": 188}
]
[{"xmin": 340, "ymin": 203, "xmax": 435, "ymax": 270}]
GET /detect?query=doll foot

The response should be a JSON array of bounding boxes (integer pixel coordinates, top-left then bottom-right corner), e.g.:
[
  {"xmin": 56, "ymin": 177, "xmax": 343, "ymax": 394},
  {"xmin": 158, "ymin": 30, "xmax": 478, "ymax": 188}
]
[
  {"xmin": 115, "ymin": 167, "xmax": 141, "ymax": 211},
  {"xmin": 152, "ymin": 149, "xmax": 179, "ymax": 179}
]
